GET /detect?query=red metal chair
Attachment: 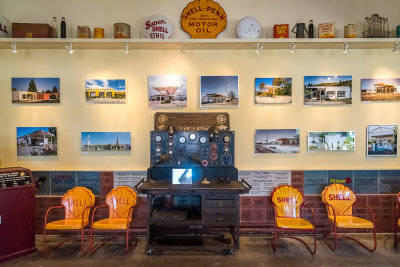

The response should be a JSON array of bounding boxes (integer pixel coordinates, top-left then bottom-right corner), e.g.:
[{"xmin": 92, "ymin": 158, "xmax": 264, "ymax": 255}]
[
  {"xmin": 89, "ymin": 186, "xmax": 138, "ymax": 253},
  {"xmin": 394, "ymin": 192, "xmax": 400, "ymax": 249},
  {"xmin": 321, "ymin": 184, "xmax": 376, "ymax": 252},
  {"xmin": 271, "ymin": 185, "xmax": 316, "ymax": 255},
  {"xmin": 43, "ymin": 187, "xmax": 95, "ymax": 254}
]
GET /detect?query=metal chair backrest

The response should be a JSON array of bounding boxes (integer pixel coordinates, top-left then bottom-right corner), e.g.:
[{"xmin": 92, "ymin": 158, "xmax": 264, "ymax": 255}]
[
  {"xmin": 271, "ymin": 185, "xmax": 303, "ymax": 218},
  {"xmin": 321, "ymin": 184, "xmax": 355, "ymax": 216},
  {"xmin": 106, "ymin": 186, "xmax": 137, "ymax": 219},
  {"xmin": 62, "ymin": 187, "xmax": 95, "ymax": 220}
]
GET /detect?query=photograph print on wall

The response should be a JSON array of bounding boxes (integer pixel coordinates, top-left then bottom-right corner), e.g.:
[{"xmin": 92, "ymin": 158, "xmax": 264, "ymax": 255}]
[
  {"xmin": 255, "ymin": 129, "xmax": 299, "ymax": 153},
  {"xmin": 308, "ymin": 131, "xmax": 355, "ymax": 151},
  {"xmin": 85, "ymin": 79, "xmax": 126, "ymax": 104},
  {"xmin": 361, "ymin": 78, "xmax": 400, "ymax": 102},
  {"xmin": 148, "ymin": 75, "xmax": 187, "ymax": 108},
  {"xmin": 255, "ymin": 78, "xmax": 292, "ymax": 104},
  {"xmin": 304, "ymin": 75, "xmax": 352, "ymax": 105},
  {"xmin": 201, "ymin": 75, "xmax": 239, "ymax": 107},
  {"xmin": 17, "ymin": 127, "xmax": 57, "ymax": 156},
  {"xmin": 12, "ymin": 78, "xmax": 60, "ymax": 104},
  {"xmin": 367, "ymin": 125, "xmax": 398, "ymax": 157},
  {"xmin": 81, "ymin": 132, "xmax": 131, "ymax": 153}
]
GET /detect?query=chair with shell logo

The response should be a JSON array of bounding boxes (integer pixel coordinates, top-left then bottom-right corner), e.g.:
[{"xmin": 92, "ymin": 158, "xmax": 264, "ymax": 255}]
[
  {"xmin": 394, "ymin": 192, "xmax": 400, "ymax": 249},
  {"xmin": 321, "ymin": 184, "xmax": 376, "ymax": 252},
  {"xmin": 271, "ymin": 185, "xmax": 316, "ymax": 255},
  {"xmin": 89, "ymin": 186, "xmax": 138, "ymax": 253},
  {"xmin": 43, "ymin": 187, "xmax": 95, "ymax": 254}
]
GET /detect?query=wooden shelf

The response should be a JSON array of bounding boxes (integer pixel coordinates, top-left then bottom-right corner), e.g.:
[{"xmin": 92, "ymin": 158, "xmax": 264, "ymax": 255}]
[{"xmin": 0, "ymin": 38, "xmax": 399, "ymax": 50}]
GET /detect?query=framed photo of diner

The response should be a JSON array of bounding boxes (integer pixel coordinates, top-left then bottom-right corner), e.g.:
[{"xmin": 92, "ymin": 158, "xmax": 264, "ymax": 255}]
[{"xmin": 200, "ymin": 75, "xmax": 239, "ymax": 107}]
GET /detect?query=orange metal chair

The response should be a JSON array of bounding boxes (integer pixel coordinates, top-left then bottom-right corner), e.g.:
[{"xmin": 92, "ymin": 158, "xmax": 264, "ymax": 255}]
[
  {"xmin": 43, "ymin": 187, "xmax": 95, "ymax": 254},
  {"xmin": 89, "ymin": 186, "xmax": 138, "ymax": 253},
  {"xmin": 394, "ymin": 192, "xmax": 400, "ymax": 249},
  {"xmin": 271, "ymin": 185, "xmax": 316, "ymax": 255},
  {"xmin": 321, "ymin": 184, "xmax": 376, "ymax": 252}
]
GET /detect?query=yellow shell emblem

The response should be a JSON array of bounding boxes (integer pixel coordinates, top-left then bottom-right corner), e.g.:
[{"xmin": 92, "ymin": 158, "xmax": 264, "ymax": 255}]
[{"xmin": 181, "ymin": 0, "xmax": 227, "ymax": 39}]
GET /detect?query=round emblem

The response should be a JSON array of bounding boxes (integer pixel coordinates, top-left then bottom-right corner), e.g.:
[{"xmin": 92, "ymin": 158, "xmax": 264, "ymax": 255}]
[
  {"xmin": 235, "ymin": 17, "xmax": 262, "ymax": 39},
  {"xmin": 142, "ymin": 14, "xmax": 173, "ymax": 39},
  {"xmin": 216, "ymin": 115, "xmax": 227, "ymax": 125},
  {"xmin": 157, "ymin": 114, "xmax": 168, "ymax": 124}
]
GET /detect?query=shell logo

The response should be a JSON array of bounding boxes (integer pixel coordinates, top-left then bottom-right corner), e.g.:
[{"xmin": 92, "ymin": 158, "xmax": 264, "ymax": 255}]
[{"xmin": 181, "ymin": 0, "xmax": 227, "ymax": 39}]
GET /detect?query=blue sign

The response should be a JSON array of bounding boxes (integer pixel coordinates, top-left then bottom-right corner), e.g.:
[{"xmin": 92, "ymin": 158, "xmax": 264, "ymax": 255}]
[
  {"xmin": 76, "ymin": 171, "xmax": 100, "ymax": 195},
  {"xmin": 379, "ymin": 170, "xmax": 400, "ymax": 194},
  {"xmin": 51, "ymin": 171, "xmax": 76, "ymax": 195},
  {"xmin": 304, "ymin": 171, "xmax": 328, "ymax": 194},
  {"xmin": 353, "ymin": 170, "xmax": 378, "ymax": 194}
]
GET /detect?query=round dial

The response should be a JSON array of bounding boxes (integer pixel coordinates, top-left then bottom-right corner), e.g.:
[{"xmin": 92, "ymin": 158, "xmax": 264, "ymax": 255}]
[
  {"xmin": 156, "ymin": 147, "xmax": 161, "ymax": 153},
  {"xmin": 167, "ymin": 150, "xmax": 173, "ymax": 155},
  {"xmin": 154, "ymin": 135, "xmax": 162, "ymax": 143},
  {"xmin": 178, "ymin": 136, "xmax": 186, "ymax": 144},
  {"xmin": 199, "ymin": 136, "xmax": 207, "ymax": 144},
  {"xmin": 168, "ymin": 141, "xmax": 173, "ymax": 147},
  {"xmin": 223, "ymin": 135, "xmax": 231, "ymax": 143},
  {"xmin": 189, "ymin": 133, "xmax": 197, "ymax": 141}
]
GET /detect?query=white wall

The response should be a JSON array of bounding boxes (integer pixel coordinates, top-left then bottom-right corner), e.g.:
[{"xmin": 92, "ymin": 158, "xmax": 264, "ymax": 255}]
[{"xmin": 0, "ymin": 0, "xmax": 400, "ymax": 171}]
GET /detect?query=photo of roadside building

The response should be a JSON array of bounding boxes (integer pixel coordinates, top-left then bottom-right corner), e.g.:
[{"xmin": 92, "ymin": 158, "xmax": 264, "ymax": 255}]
[
  {"xmin": 81, "ymin": 132, "xmax": 131, "ymax": 153},
  {"xmin": 17, "ymin": 127, "xmax": 57, "ymax": 156},
  {"xmin": 12, "ymin": 78, "xmax": 60, "ymax": 104},
  {"xmin": 308, "ymin": 131, "xmax": 355, "ymax": 151},
  {"xmin": 148, "ymin": 75, "xmax": 187, "ymax": 108},
  {"xmin": 255, "ymin": 129, "xmax": 299, "ymax": 153},
  {"xmin": 255, "ymin": 78, "xmax": 292, "ymax": 104},
  {"xmin": 85, "ymin": 79, "xmax": 126, "ymax": 104},
  {"xmin": 304, "ymin": 76, "xmax": 352, "ymax": 105},
  {"xmin": 201, "ymin": 76, "xmax": 239, "ymax": 107},
  {"xmin": 361, "ymin": 78, "xmax": 400, "ymax": 101},
  {"xmin": 367, "ymin": 125, "xmax": 398, "ymax": 156}
]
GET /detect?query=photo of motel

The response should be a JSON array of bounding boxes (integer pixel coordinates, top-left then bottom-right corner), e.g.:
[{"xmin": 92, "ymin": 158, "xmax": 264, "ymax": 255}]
[{"xmin": 12, "ymin": 78, "xmax": 60, "ymax": 104}]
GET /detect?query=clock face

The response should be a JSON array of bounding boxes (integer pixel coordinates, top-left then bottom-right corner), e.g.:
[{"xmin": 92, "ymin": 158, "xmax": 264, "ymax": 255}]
[
  {"xmin": 178, "ymin": 136, "xmax": 186, "ymax": 144},
  {"xmin": 189, "ymin": 133, "xmax": 197, "ymax": 141},
  {"xmin": 154, "ymin": 135, "xmax": 162, "ymax": 143},
  {"xmin": 199, "ymin": 136, "xmax": 207, "ymax": 144},
  {"xmin": 223, "ymin": 135, "xmax": 231, "ymax": 143}
]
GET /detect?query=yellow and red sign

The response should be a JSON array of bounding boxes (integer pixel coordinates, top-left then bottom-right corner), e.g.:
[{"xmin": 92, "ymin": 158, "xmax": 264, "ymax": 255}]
[{"xmin": 181, "ymin": 0, "xmax": 227, "ymax": 39}]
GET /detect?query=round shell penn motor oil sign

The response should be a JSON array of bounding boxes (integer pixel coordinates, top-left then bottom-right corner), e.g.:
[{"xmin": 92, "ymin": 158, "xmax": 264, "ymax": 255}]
[{"xmin": 181, "ymin": 0, "xmax": 227, "ymax": 39}]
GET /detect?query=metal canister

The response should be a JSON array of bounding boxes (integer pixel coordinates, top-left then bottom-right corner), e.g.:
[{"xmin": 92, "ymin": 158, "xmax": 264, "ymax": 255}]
[
  {"xmin": 397, "ymin": 25, "xmax": 400, "ymax": 38},
  {"xmin": 77, "ymin": 26, "xmax": 90, "ymax": 38},
  {"xmin": 114, "ymin": 23, "xmax": 130, "ymax": 38},
  {"xmin": 94, "ymin": 27, "xmax": 104, "ymax": 38}
]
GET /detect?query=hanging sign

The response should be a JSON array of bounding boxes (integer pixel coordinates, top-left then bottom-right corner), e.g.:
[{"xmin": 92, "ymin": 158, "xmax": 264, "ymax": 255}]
[{"xmin": 180, "ymin": 0, "xmax": 227, "ymax": 39}]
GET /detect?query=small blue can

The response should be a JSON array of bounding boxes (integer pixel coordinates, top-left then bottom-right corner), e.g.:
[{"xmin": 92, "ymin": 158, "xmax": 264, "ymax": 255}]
[{"xmin": 397, "ymin": 25, "xmax": 400, "ymax": 38}]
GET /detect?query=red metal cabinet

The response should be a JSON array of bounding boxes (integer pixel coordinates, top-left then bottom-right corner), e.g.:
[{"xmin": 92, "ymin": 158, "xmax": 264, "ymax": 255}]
[{"xmin": 0, "ymin": 167, "xmax": 36, "ymax": 263}]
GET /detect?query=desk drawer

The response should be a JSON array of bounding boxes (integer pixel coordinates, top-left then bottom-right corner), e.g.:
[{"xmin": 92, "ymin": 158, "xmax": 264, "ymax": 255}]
[
  {"xmin": 203, "ymin": 214, "xmax": 235, "ymax": 223},
  {"xmin": 205, "ymin": 199, "xmax": 234, "ymax": 208},
  {"xmin": 204, "ymin": 207, "xmax": 235, "ymax": 215}
]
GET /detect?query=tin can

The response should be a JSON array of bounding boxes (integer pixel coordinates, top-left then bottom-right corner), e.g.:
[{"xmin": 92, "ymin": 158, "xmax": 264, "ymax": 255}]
[
  {"xmin": 94, "ymin": 27, "xmax": 104, "ymax": 38},
  {"xmin": 397, "ymin": 25, "xmax": 400, "ymax": 38},
  {"xmin": 273, "ymin": 24, "xmax": 289, "ymax": 38},
  {"xmin": 77, "ymin": 26, "xmax": 90, "ymax": 38},
  {"xmin": 344, "ymin": 24, "xmax": 357, "ymax": 38},
  {"xmin": 114, "ymin": 23, "xmax": 130, "ymax": 38}
]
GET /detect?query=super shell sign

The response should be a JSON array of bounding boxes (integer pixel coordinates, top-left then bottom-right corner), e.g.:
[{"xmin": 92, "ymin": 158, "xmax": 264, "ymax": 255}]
[{"xmin": 181, "ymin": 0, "xmax": 227, "ymax": 39}]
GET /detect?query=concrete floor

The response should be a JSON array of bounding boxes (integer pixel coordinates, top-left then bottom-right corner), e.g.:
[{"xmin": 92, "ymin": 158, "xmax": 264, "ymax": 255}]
[{"xmin": 3, "ymin": 234, "xmax": 400, "ymax": 267}]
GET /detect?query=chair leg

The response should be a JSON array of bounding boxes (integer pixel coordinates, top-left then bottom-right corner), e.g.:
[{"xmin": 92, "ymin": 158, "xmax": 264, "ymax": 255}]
[
  {"xmin": 323, "ymin": 224, "xmax": 337, "ymax": 251},
  {"xmin": 43, "ymin": 227, "xmax": 48, "ymax": 254},
  {"xmin": 126, "ymin": 228, "xmax": 129, "ymax": 253},
  {"xmin": 271, "ymin": 226, "xmax": 277, "ymax": 253}
]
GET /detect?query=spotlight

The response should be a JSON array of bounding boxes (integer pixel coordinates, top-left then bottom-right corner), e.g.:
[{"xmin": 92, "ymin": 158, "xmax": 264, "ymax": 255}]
[
  {"xmin": 393, "ymin": 41, "xmax": 399, "ymax": 54},
  {"xmin": 342, "ymin": 41, "xmax": 349, "ymax": 53},
  {"xmin": 181, "ymin": 42, "xmax": 187, "ymax": 54},
  {"xmin": 125, "ymin": 42, "xmax": 130, "ymax": 54},
  {"xmin": 11, "ymin": 42, "xmax": 18, "ymax": 54},
  {"xmin": 289, "ymin": 42, "xmax": 296, "ymax": 53},
  {"xmin": 256, "ymin": 42, "xmax": 263, "ymax": 54},
  {"xmin": 65, "ymin": 42, "xmax": 73, "ymax": 54}
]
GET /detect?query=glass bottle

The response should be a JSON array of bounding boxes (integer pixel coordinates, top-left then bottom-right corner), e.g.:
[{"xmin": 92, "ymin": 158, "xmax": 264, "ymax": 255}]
[
  {"xmin": 308, "ymin": 20, "xmax": 314, "ymax": 38},
  {"xmin": 61, "ymin": 17, "xmax": 66, "ymax": 38},
  {"xmin": 384, "ymin": 18, "xmax": 389, "ymax": 38},
  {"xmin": 363, "ymin": 17, "xmax": 369, "ymax": 38},
  {"xmin": 52, "ymin": 17, "xmax": 57, "ymax": 38}
]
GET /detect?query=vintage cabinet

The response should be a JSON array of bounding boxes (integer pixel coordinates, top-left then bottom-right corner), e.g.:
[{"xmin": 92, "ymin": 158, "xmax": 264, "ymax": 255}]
[{"xmin": 0, "ymin": 167, "xmax": 36, "ymax": 263}]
